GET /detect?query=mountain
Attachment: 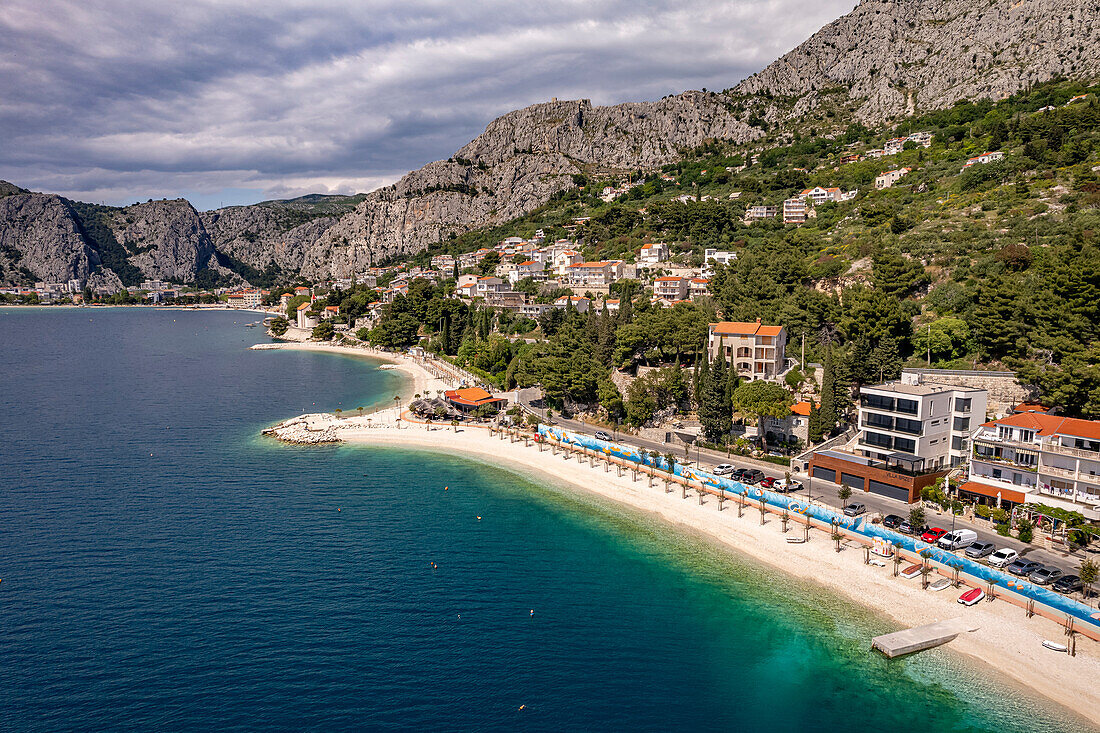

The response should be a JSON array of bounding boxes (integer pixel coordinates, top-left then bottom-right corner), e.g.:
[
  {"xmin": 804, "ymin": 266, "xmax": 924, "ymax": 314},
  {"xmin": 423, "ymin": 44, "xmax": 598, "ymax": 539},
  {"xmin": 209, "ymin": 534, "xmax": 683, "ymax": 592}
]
[{"xmin": 3, "ymin": 0, "xmax": 1098, "ymax": 286}]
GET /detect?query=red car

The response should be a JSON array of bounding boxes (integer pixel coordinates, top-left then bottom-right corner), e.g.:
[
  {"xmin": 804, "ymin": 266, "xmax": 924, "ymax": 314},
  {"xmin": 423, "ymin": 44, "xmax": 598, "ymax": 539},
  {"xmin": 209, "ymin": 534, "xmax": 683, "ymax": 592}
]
[
  {"xmin": 759, "ymin": 477, "xmax": 776, "ymax": 489},
  {"xmin": 921, "ymin": 527, "xmax": 947, "ymax": 543}
]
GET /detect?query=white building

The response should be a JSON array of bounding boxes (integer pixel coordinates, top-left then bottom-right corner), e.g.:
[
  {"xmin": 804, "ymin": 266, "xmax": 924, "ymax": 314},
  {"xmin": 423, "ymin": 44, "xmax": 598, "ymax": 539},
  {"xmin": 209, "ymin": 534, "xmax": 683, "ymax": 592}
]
[
  {"xmin": 962, "ymin": 151, "xmax": 1005, "ymax": 170},
  {"xmin": 799, "ymin": 186, "xmax": 843, "ymax": 205},
  {"xmin": 652, "ymin": 276, "xmax": 688, "ymax": 301},
  {"xmin": 782, "ymin": 197, "xmax": 809, "ymax": 224},
  {"xmin": 856, "ymin": 381, "xmax": 988, "ymax": 472},
  {"xmin": 875, "ymin": 167, "xmax": 910, "ymax": 189},
  {"xmin": 703, "ymin": 248, "xmax": 736, "ymax": 276},
  {"xmin": 637, "ymin": 242, "xmax": 669, "ymax": 266},
  {"xmin": 962, "ymin": 410, "xmax": 1100, "ymax": 519},
  {"xmin": 707, "ymin": 320, "xmax": 787, "ymax": 381},
  {"xmin": 745, "ymin": 205, "xmax": 778, "ymax": 221}
]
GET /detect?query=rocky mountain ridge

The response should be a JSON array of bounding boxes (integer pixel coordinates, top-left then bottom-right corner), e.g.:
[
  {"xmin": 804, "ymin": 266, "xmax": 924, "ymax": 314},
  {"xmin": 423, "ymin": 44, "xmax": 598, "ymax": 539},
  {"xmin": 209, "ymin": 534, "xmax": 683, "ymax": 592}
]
[{"xmin": 3, "ymin": 0, "xmax": 1098, "ymax": 286}]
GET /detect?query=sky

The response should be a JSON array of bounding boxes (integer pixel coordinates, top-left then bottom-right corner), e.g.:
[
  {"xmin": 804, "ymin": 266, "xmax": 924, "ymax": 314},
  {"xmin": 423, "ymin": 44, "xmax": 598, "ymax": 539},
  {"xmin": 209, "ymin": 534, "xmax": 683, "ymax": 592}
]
[{"xmin": 0, "ymin": 1, "xmax": 857, "ymax": 209}]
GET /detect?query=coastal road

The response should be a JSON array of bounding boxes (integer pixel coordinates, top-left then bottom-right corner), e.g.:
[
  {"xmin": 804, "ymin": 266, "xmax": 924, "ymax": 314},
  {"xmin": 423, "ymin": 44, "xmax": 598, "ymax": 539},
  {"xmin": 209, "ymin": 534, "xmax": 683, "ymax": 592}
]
[{"xmin": 514, "ymin": 389, "xmax": 1093, "ymax": 585}]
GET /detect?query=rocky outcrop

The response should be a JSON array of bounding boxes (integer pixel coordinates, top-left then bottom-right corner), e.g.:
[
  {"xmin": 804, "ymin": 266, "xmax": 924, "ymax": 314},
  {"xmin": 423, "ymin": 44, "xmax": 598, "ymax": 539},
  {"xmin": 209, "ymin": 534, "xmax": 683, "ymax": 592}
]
[
  {"xmin": 0, "ymin": 193, "xmax": 99, "ymax": 282},
  {"xmin": 200, "ymin": 205, "xmax": 339, "ymax": 274},
  {"xmin": 103, "ymin": 199, "xmax": 215, "ymax": 282},
  {"xmin": 263, "ymin": 413, "xmax": 343, "ymax": 444},
  {"xmin": 735, "ymin": 0, "xmax": 1100, "ymax": 122}
]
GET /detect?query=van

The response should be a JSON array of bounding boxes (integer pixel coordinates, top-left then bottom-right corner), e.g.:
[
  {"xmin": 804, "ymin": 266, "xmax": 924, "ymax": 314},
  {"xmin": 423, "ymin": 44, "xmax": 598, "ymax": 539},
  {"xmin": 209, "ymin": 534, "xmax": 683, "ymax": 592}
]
[{"xmin": 936, "ymin": 529, "xmax": 977, "ymax": 550}]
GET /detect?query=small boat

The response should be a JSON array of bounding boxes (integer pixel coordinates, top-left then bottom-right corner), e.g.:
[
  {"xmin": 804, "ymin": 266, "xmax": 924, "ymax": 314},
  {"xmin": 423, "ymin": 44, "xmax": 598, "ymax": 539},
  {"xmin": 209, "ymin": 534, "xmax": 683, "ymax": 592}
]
[
  {"xmin": 1042, "ymin": 639, "xmax": 1069, "ymax": 653},
  {"xmin": 786, "ymin": 536, "xmax": 807, "ymax": 544},
  {"xmin": 958, "ymin": 587, "xmax": 985, "ymax": 606},
  {"xmin": 868, "ymin": 559, "xmax": 886, "ymax": 567},
  {"xmin": 929, "ymin": 578, "xmax": 951, "ymax": 591},
  {"xmin": 900, "ymin": 563, "xmax": 923, "ymax": 579}
]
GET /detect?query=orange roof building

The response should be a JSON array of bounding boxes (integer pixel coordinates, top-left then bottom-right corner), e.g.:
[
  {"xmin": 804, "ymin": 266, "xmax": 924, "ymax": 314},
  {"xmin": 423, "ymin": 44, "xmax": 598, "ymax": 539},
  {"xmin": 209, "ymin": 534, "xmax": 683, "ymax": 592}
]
[
  {"xmin": 444, "ymin": 387, "xmax": 506, "ymax": 413},
  {"xmin": 707, "ymin": 319, "xmax": 787, "ymax": 382}
]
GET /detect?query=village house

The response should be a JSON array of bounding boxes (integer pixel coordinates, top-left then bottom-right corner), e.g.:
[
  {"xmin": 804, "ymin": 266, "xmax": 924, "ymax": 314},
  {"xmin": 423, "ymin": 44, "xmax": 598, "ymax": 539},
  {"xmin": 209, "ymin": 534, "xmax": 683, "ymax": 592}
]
[
  {"xmin": 564, "ymin": 260, "xmax": 622, "ymax": 288},
  {"xmin": 703, "ymin": 248, "xmax": 736, "ymax": 275},
  {"xmin": 960, "ymin": 409, "xmax": 1100, "ymax": 520},
  {"xmin": 883, "ymin": 137, "xmax": 908, "ymax": 155},
  {"xmin": 745, "ymin": 205, "xmax": 778, "ymax": 221},
  {"xmin": 783, "ymin": 198, "xmax": 809, "ymax": 224},
  {"xmin": 637, "ymin": 242, "xmax": 669, "ymax": 266},
  {"xmin": 757, "ymin": 400, "xmax": 813, "ymax": 447},
  {"xmin": 961, "ymin": 151, "xmax": 1005, "ymax": 170},
  {"xmin": 554, "ymin": 295, "xmax": 590, "ymax": 313},
  {"xmin": 475, "ymin": 276, "xmax": 507, "ymax": 297},
  {"xmin": 484, "ymin": 291, "xmax": 527, "ymax": 309},
  {"xmin": 864, "ymin": 149, "xmax": 887, "ymax": 159},
  {"xmin": 652, "ymin": 276, "xmax": 688, "ymax": 302},
  {"xmin": 875, "ymin": 167, "xmax": 910, "ymax": 189},
  {"xmin": 509, "ymin": 260, "xmax": 545, "ymax": 284},
  {"xmin": 707, "ymin": 320, "xmax": 787, "ymax": 382},
  {"xmin": 799, "ymin": 186, "xmax": 843, "ymax": 205},
  {"xmin": 322, "ymin": 305, "xmax": 340, "ymax": 320},
  {"xmin": 519, "ymin": 303, "xmax": 553, "ymax": 319},
  {"xmin": 689, "ymin": 277, "xmax": 710, "ymax": 300},
  {"xmin": 430, "ymin": 254, "xmax": 456, "ymax": 271},
  {"xmin": 552, "ymin": 249, "xmax": 584, "ymax": 277},
  {"xmin": 840, "ymin": 153, "xmax": 862, "ymax": 164},
  {"xmin": 907, "ymin": 131, "xmax": 933, "ymax": 148}
]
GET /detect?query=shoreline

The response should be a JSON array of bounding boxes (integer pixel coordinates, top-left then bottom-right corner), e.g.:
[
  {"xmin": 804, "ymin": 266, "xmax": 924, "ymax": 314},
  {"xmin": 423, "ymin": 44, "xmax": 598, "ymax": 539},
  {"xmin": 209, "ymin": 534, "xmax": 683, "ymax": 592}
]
[{"xmin": 260, "ymin": 352, "xmax": 1100, "ymax": 726}]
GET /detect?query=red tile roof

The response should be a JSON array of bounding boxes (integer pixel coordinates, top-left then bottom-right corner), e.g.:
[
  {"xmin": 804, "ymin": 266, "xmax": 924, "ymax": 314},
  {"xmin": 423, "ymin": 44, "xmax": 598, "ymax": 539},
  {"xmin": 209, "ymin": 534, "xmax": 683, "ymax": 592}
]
[
  {"xmin": 957, "ymin": 481, "xmax": 1026, "ymax": 505},
  {"xmin": 791, "ymin": 401, "xmax": 812, "ymax": 416},
  {"xmin": 982, "ymin": 412, "xmax": 1100, "ymax": 441},
  {"xmin": 444, "ymin": 387, "xmax": 505, "ymax": 407}
]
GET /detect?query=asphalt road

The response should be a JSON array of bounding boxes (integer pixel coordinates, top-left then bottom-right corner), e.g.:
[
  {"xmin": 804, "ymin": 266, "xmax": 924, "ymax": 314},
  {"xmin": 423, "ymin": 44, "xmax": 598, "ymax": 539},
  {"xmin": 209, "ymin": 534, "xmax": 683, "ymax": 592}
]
[{"xmin": 515, "ymin": 388, "xmax": 1094, "ymax": 587}]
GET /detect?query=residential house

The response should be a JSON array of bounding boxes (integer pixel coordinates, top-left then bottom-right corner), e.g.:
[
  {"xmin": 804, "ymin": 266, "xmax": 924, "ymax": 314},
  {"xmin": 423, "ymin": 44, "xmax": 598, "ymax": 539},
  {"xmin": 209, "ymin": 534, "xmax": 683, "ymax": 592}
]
[
  {"xmin": 552, "ymin": 249, "xmax": 584, "ymax": 277},
  {"xmin": 703, "ymin": 248, "xmax": 736, "ymax": 275},
  {"xmin": 745, "ymin": 205, "xmax": 778, "ymax": 221},
  {"xmin": 864, "ymin": 149, "xmax": 887, "ymax": 159},
  {"xmin": 637, "ymin": 242, "xmax": 669, "ymax": 266},
  {"xmin": 653, "ymin": 276, "xmax": 688, "ymax": 301},
  {"xmin": 707, "ymin": 320, "xmax": 787, "ymax": 382},
  {"xmin": 783, "ymin": 198, "xmax": 809, "ymax": 224},
  {"xmin": 875, "ymin": 167, "xmax": 910, "ymax": 189},
  {"xmin": 564, "ymin": 261, "xmax": 621, "ymax": 288},
  {"xmin": 554, "ymin": 295, "xmax": 590, "ymax": 313},
  {"xmin": 509, "ymin": 260, "xmax": 545, "ymax": 284},
  {"xmin": 808, "ymin": 381, "xmax": 988, "ymax": 503},
  {"xmin": 484, "ymin": 291, "xmax": 527, "ymax": 309},
  {"xmin": 475, "ymin": 276, "xmax": 507, "ymax": 297},
  {"xmin": 519, "ymin": 303, "xmax": 553, "ymax": 319},
  {"xmin": 758, "ymin": 400, "xmax": 812, "ymax": 447},
  {"xmin": 430, "ymin": 255, "xmax": 456, "ymax": 272},
  {"xmin": 322, "ymin": 305, "xmax": 340, "ymax": 320},
  {"xmin": 907, "ymin": 132, "xmax": 933, "ymax": 148},
  {"xmin": 883, "ymin": 137, "xmax": 908, "ymax": 154},
  {"xmin": 688, "ymin": 277, "xmax": 710, "ymax": 300},
  {"xmin": 799, "ymin": 186, "xmax": 843, "ymax": 205},
  {"xmin": 960, "ymin": 410, "xmax": 1100, "ymax": 520},
  {"xmin": 961, "ymin": 151, "xmax": 1004, "ymax": 170},
  {"xmin": 840, "ymin": 153, "xmax": 862, "ymax": 164}
]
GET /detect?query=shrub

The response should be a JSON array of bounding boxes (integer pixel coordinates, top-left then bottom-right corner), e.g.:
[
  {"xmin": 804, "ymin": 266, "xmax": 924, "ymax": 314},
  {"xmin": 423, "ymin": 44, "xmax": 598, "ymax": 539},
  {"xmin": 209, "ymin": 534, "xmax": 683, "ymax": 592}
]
[
  {"xmin": 995, "ymin": 523, "xmax": 1011, "ymax": 536},
  {"xmin": 1016, "ymin": 518, "xmax": 1034, "ymax": 543},
  {"xmin": 975, "ymin": 504, "xmax": 991, "ymax": 519}
]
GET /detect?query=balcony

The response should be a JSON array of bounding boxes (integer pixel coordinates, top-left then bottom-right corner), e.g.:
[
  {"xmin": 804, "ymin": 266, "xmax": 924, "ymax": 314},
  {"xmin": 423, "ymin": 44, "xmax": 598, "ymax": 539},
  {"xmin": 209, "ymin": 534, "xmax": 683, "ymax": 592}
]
[
  {"xmin": 1039, "ymin": 464, "xmax": 1079, "ymax": 481},
  {"xmin": 973, "ymin": 433, "xmax": 1038, "ymax": 452},
  {"xmin": 1043, "ymin": 441, "xmax": 1100, "ymax": 460},
  {"xmin": 971, "ymin": 453, "xmax": 1038, "ymax": 472},
  {"xmin": 970, "ymin": 470, "xmax": 1036, "ymax": 490}
]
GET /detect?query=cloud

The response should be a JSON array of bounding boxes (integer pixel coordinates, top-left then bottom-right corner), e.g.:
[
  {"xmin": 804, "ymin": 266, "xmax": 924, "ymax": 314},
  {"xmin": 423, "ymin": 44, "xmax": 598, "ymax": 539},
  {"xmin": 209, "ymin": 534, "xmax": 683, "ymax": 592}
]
[{"xmin": 0, "ymin": 0, "xmax": 857, "ymax": 208}]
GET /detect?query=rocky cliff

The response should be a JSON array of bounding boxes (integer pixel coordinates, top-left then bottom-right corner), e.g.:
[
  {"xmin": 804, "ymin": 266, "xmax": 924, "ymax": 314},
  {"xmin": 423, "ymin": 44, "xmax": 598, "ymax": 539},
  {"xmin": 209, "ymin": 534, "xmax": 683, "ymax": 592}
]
[
  {"xmin": 3, "ymin": 0, "xmax": 1098, "ymax": 285},
  {"xmin": 735, "ymin": 0, "xmax": 1100, "ymax": 122}
]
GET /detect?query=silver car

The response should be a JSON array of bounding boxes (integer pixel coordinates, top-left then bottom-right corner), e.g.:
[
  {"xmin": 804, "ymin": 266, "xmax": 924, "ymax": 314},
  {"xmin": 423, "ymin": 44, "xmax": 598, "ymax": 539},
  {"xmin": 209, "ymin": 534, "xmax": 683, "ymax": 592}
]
[{"xmin": 1029, "ymin": 566, "xmax": 1063, "ymax": 585}]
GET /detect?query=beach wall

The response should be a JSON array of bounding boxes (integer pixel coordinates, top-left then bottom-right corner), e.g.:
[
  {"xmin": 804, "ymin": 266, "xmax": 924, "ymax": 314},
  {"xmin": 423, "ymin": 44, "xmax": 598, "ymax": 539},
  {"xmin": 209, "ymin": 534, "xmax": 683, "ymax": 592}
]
[{"xmin": 539, "ymin": 425, "xmax": 1100, "ymax": 635}]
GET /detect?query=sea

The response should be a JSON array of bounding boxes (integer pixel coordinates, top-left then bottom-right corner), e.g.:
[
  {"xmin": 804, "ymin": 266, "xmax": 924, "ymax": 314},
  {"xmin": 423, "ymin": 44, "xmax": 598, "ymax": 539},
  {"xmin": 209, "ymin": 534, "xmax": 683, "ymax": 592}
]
[{"xmin": 0, "ymin": 307, "xmax": 1092, "ymax": 731}]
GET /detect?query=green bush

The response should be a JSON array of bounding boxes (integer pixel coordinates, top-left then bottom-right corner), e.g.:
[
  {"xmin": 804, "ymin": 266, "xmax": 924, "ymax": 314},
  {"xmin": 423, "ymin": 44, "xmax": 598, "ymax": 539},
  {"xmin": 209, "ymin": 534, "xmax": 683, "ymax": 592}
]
[
  {"xmin": 995, "ymin": 523, "xmax": 1011, "ymax": 536},
  {"xmin": 1016, "ymin": 518, "xmax": 1034, "ymax": 543},
  {"xmin": 975, "ymin": 504, "xmax": 991, "ymax": 519}
]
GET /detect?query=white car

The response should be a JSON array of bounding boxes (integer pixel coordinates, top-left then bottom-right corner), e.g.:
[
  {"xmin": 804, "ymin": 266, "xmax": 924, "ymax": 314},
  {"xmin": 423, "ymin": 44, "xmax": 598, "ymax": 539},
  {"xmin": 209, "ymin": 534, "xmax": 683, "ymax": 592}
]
[
  {"xmin": 988, "ymin": 548, "xmax": 1019, "ymax": 568},
  {"xmin": 772, "ymin": 479, "xmax": 803, "ymax": 493},
  {"xmin": 713, "ymin": 464, "xmax": 735, "ymax": 475}
]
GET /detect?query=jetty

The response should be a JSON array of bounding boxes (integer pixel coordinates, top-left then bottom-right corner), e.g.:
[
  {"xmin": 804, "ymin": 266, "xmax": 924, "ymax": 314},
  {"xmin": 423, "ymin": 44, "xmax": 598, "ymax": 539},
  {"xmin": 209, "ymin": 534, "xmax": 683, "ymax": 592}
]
[{"xmin": 871, "ymin": 617, "xmax": 979, "ymax": 658}]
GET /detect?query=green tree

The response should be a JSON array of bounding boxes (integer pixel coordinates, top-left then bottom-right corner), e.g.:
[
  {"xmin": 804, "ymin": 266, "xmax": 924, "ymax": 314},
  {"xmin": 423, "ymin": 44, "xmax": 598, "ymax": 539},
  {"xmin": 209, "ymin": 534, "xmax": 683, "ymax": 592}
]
[
  {"xmin": 732, "ymin": 381, "xmax": 792, "ymax": 437},
  {"xmin": 270, "ymin": 317, "xmax": 289, "ymax": 336},
  {"xmin": 699, "ymin": 355, "xmax": 732, "ymax": 443},
  {"xmin": 820, "ymin": 346, "xmax": 838, "ymax": 435},
  {"xmin": 312, "ymin": 321, "xmax": 335, "ymax": 340},
  {"xmin": 1080, "ymin": 558, "xmax": 1099, "ymax": 598}
]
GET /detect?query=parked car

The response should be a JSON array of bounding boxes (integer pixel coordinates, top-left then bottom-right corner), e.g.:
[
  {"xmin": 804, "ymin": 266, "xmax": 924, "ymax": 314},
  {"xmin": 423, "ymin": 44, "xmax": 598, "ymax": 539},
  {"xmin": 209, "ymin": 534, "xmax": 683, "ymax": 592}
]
[
  {"xmin": 988, "ymin": 548, "xmax": 1019, "ymax": 568},
  {"xmin": 731, "ymin": 468, "xmax": 750, "ymax": 482},
  {"xmin": 964, "ymin": 541, "xmax": 996, "ymax": 559},
  {"xmin": 882, "ymin": 514, "xmax": 904, "ymax": 529},
  {"xmin": 1029, "ymin": 566, "xmax": 1063, "ymax": 585},
  {"xmin": 759, "ymin": 477, "xmax": 776, "ymax": 489},
  {"xmin": 920, "ymin": 527, "xmax": 948, "ymax": 543},
  {"xmin": 843, "ymin": 502, "xmax": 866, "ymax": 516},
  {"xmin": 773, "ymin": 479, "xmax": 802, "ymax": 493},
  {"xmin": 713, "ymin": 464, "xmax": 735, "ymax": 475},
  {"xmin": 897, "ymin": 519, "xmax": 915, "ymax": 534},
  {"xmin": 594, "ymin": 431, "xmax": 612, "ymax": 441},
  {"xmin": 742, "ymin": 469, "xmax": 765, "ymax": 484},
  {"xmin": 1007, "ymin": 559, "xmax": 1043, "ymax": 577},
  {"xmin": 937, "ymin": 529, "xmax": 978, "ymax": 551},
  {"xmin": 1052, "ymin": 574, "xmax": 1084, "ymax": 594}
]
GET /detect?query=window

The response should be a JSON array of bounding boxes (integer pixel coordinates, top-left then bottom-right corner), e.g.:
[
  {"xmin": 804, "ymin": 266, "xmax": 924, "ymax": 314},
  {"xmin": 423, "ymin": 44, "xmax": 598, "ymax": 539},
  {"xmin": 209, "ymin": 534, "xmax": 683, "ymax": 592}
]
[
  {"xmin": 863, "ymin": 413, "xmax": 893, "ymax": 430},
  {"xmin": 864, "ymin": 431, "xmax": 893, "ymax": 449},
  {"xmin": 893, "ymin": 437, "xmax": 916, "ymax": 453},
  {"xmin": 953, "ymin": 416, "xmax": 970, "ymax": 432},
  {"xmin": 861, "ymin": 394, "xmax": 895, "ymax": 411},
  {"xmin": 955, "ymin": 397, "xmax": 972, "ymax": 413},
  {"xmin": 896, "ymin": 398, "xmax": 919, "ymax": 415},
  {"xmin": 952, "ymin": 436, "xmax": 965, "ymax": 451},
  {"xmin": 894, "ymin": 417, "xmax": 922, "ymax": 435}
]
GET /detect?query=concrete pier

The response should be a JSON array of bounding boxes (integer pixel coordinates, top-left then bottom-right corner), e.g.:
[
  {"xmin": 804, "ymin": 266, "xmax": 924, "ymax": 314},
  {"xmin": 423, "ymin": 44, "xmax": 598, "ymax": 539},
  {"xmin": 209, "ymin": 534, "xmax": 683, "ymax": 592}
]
[{"xmin": 872, "ymin": 617, "xmax": 979, "ymax": 658}]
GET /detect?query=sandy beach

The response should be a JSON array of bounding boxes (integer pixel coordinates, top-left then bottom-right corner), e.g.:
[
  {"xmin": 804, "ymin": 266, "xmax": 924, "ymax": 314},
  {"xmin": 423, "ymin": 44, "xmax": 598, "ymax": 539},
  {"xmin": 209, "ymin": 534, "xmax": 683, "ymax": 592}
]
[{"xmin": 261, "ymin": 350, "xmax": 1100, "ymax": 724}]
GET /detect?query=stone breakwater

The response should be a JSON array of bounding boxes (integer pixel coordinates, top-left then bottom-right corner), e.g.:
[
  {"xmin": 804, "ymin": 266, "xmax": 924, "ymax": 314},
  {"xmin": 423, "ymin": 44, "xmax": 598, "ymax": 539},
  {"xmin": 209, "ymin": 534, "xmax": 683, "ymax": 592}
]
[{"xmin": 263, "ymin": 414, "xmax": 343, "ymax": 444}]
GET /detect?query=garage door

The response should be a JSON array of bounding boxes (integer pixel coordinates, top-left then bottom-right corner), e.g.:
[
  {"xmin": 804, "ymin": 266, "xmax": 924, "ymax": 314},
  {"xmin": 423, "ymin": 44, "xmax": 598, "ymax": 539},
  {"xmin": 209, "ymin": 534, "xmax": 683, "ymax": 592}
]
[
  {"xmin": 868, "ymin": 479, "xmax": 910, "ymax": 502},
  {"xmin": 812, "ymin": 466, "xmax": 835, "ymax": 482},
  {"xmin": 841, "ymin": 472, "xmax": 864, "ymax": 489}
]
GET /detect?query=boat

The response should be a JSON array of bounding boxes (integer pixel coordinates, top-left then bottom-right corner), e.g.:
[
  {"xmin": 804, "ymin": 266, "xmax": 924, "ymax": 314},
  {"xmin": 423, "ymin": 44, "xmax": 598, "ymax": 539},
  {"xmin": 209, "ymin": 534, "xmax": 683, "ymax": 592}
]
[
  {"xmin": 868, "ymin": 559, "xmax": 886, "ymax": 567},
  {"xmin": 900, "ymin": 563, "xmax": 923, "ymax": 579},
  {"xmin": 929, "ymin": 578, "xmax": 951, "ymax": 591},
  {"xmin": 1042, "ymin": 639, "xmax": 1069, "ymax": 653},
  {"xmin": 786, "ymin": 536, "xmax": 807, "ymax": 544},
  {"xmin": 958, "ymin": 587, "xmax": 985, "ymax": 606}
]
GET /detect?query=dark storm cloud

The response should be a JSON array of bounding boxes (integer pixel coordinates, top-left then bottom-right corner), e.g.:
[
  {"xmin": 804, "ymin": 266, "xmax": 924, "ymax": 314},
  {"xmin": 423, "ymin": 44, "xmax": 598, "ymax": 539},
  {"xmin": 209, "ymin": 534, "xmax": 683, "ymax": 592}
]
[{"xmin": 0, "ymin": 1, "xmax": 856, "ymax": 207}]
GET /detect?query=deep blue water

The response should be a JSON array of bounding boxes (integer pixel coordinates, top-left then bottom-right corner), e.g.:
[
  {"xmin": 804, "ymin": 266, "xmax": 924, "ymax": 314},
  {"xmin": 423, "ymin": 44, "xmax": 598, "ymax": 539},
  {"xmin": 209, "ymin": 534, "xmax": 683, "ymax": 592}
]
[{"xmin": 0, "ymin": 307, "xmax": 1091, "ymax": 731}]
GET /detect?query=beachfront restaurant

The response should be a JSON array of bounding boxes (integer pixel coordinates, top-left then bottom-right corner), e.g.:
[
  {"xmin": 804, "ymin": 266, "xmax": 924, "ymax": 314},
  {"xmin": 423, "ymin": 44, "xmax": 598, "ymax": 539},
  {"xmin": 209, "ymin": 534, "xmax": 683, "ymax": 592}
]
[{"xmin": 444, "ymin": 387, "xmax": 506, "ymax": 415}]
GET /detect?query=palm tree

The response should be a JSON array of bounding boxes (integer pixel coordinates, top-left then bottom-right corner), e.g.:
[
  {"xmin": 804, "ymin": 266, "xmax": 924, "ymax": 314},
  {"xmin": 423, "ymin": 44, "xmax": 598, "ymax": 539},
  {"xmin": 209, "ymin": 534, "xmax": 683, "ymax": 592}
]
[
  {"xmin": 357, "ymin": 406, "xmax": 365, "ymax": 418},
  {"xmin": 451, "ymin": 419, "xmax": 459, "ymax": 432},
  {"xmin": 664, "ymin": 453, "xmax": 677, "ymax": 494},
  {"xmin": 831, "ymin": 520, "xmax": 843, "ymax": 552},
  {"xmin": 334, "ymin": 408, "xmax": 342, "ymax": 419},
  {"xmin": 393, "ymin": 395, "xmax": 401, "ymax": 413},
  {"xmin": 919, "ymin": 548, "xmax": 935, "ymax": 589}
]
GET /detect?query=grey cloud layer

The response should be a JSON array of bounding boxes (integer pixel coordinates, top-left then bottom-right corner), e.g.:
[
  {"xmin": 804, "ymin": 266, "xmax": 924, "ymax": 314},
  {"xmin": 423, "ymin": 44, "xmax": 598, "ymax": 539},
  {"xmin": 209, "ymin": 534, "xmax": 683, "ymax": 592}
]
[{"xmin": 0, "ymin": 0, "xmax": 856, "ymax": 207}]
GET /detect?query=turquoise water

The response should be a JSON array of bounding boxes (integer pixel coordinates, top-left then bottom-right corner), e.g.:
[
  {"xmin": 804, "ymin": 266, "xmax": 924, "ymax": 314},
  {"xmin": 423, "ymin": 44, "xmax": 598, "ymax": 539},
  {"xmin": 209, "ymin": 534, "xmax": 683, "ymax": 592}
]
[{"xmin": 0, "ymin": 307, "xmax": 1091, "ymax": 731}]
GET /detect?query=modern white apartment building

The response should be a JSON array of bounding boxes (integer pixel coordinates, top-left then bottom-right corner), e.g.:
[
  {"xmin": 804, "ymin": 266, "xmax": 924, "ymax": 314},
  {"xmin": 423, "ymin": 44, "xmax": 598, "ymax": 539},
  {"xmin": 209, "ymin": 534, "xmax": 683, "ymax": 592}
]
[
  {"xmin": 745, "ymin": 205, "xmax": 778, "ymax": 221},
  {"xmin": 652, "ymin": 276, "xmax": 688, "ymax": 301},
  {"xmin": 855, "ymin": 381, "xmax": 987, "ymax": 473},
  {"xmin": 961, "ymin": 410, "xmax": 1100, "ymax": 519},
  {"xmin": 706, "ymin": 320, "xmax": 786, "ymax": 381},
  {"xmin": 875, "ymin": 167, "xmax": 910, "ymax": 189},
  {"xmin": 783, "ymin": 197, "xmax": 808, "ymax": 224},
  {"xmin": 799, "ymin": 186, "xmax": 843, "ymax": 205},
  {"xmin": 564, "ymin": 260, "xmax": 622, "ymax": 288},
  {"xmin": 637, "ymin": 242, "xmax": 668, "ymax": 266}
]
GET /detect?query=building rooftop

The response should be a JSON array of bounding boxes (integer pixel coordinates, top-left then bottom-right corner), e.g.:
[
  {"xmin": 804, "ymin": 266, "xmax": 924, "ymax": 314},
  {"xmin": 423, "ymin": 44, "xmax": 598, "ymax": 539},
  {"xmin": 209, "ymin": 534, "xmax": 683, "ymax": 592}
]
[
  {"xmin": 981, "ymin": 412, "xmax": 1100, "ymax": 441},
  {"xmin": 862, "ymin": 381, "xmax": 976, "ymax": 396}
]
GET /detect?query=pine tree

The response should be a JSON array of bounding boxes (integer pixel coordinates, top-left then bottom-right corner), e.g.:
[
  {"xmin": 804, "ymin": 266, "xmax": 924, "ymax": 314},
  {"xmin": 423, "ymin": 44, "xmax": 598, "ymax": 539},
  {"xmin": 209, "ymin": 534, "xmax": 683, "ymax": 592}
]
[
  {"xmin": 846, "ymin": 335, "xmax": 874, "ymax": 388},
  {"xmin": 725, "ymin": 359, "xmax": 740, "ymax": 419},
  {"xmin": 695, "ymin": 350, "xmax": 709, "ymax": 409},
  {"xmin": 871, "ymin": 336, "xmax": 902, "ymax": 382},
  {"xmin": 699, "ymin": 356, "xmax": 731, "ymax": 444}
]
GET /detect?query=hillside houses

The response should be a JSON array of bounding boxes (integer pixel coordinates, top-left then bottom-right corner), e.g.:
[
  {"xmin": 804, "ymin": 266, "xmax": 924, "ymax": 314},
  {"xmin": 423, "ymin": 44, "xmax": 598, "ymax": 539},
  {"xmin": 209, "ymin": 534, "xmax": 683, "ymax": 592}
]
[
  {"xmin": 962, "ymin": 151, "xmax": 1005, "ymax": 170},
  {"xmin": 875, "ymin": 167, "xmax": 910, "ymax": 189}
]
